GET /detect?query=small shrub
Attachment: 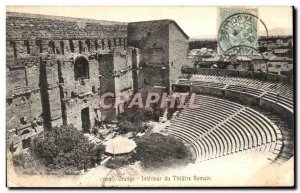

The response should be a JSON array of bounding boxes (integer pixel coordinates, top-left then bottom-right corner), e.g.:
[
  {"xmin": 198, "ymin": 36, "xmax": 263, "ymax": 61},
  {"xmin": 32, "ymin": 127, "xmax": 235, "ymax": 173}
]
[
  {"xmin": 13, "ymin": 153, "xmax": 34, "ymax": 168},
  {"xmin": 134, "ymin": 133, "xmax": 192, "ymax": 170},
  {"xmin": 116, "ymin": 109, "xmax": 152, "ymax": 134},
  {"xmin": 117, "ymin": 108, "xmax": 154, "ymax": 123},
  {"xmin": 12, "ymin": 152, "xmax": 45, "ymax": 175},
  {"xmin": 33, "ymin": 124, "xmax": 105, "ymax": 171}
]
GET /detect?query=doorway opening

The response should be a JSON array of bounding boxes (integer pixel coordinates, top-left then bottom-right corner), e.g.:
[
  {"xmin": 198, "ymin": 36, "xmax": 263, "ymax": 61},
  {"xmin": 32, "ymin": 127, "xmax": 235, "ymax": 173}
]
[{"xmin": 81, "ymin": 107, "xmax": 91, "ymax": 133}]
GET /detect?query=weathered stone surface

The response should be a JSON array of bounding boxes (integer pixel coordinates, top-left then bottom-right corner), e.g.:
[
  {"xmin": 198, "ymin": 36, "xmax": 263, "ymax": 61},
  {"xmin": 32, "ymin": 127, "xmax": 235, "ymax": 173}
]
[{"xmin": 6, "ymin": 13, "xmax": 189, "ymax": 154}]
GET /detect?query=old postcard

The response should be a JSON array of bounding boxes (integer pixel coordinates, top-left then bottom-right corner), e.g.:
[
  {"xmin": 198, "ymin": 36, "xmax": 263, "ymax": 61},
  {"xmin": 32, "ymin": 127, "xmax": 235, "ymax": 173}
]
[{"xmin": 6, "ymin": 6, "xmax": 294, "ymax": 187}]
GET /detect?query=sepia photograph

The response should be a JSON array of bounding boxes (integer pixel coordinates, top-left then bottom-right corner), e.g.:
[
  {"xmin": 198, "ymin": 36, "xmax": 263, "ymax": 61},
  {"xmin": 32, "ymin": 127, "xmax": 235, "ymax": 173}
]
[{"xmin": 5, "ymin": 5, "xmax": 295, "ymax": 188}]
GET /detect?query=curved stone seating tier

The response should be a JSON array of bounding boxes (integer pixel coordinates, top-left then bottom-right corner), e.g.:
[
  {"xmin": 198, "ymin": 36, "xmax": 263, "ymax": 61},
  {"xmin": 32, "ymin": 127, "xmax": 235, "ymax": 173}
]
[
  {"xmin": 175, "ymin": 75, "xmax": 293, "ymax": 114},
  {"xmin": 191, "ymin": 81, "xmax": 226, "ymax": 89},
  {"xmin": 227, "ymin": 85, "xmax": 264, "ymax": 96},
  {"xmin": 167, "ymin": 94, "xmax": 283, "ymax": 163},
  {"xmin": 194, "ymin": 142, "xmax": 279, "ymax": 164},
  {"xmin": 262, "ymin": 92, "xmax": 293, "ymax": 111},
  {"xmin": 264, "ymin": 92, "xmax": 293, "ymax": 105},
  {"xmin": 190, "ymin": 75, "xmax": 269, "ymax": 90},
  {"xmin": 228, "ymin": 118, "xmax": 255, "ymax": 148},
  {"xmin": 188, "ymin": 95, "xmax": 243, "ymax": 109},
  {"xmin": 189, "ymin": 74, "xmax": 293, "ymax": 99},
  {"xmin": 184, "ymin": 102, "xmax": 238, "ymax": 118},
  {"xmin": 183, "ymin": 102, "xmax": 240, "ymax": 115},
  {"xmin": 243, "ymin": 108, "xmax": 279, "ymax": 142},
  {"xmin": 224, "ymin": 120, "xmax": 248, "ymax": 150},
  {"xmin": 233, "ymin": 114, "xmax": 263, "ymax": 145},
  {"xmin": 268, "ymin": 83, "xmax": 293, "ymax": 98}
]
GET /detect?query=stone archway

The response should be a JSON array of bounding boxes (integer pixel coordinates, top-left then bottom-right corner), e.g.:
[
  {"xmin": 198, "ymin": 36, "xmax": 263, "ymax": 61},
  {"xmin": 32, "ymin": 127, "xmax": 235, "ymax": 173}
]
[{"xmin": 74, "ymin": 56, "xmax": 89, "ymax": 81}]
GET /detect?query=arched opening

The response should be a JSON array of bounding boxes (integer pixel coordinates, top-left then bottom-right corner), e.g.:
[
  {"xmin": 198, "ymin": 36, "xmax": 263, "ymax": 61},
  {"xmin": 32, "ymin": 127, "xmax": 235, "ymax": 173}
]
[
  {"xmin": 81, "ymin": 107, "xmax": 91, "ymax": 133},
  {"xmin": 21, "ymin": 129, "xmax": 30, "ymax": 135},
  {"xmin": 74, "ymin": 56, "xmax": 89, "ymax": 81}
]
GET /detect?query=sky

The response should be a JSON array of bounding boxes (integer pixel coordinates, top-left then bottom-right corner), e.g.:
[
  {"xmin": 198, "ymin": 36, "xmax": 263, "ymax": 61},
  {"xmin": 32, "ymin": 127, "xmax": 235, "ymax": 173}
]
[{"xmin": 6, "ymin": 6, "xmax": 293, "ymax": 39}]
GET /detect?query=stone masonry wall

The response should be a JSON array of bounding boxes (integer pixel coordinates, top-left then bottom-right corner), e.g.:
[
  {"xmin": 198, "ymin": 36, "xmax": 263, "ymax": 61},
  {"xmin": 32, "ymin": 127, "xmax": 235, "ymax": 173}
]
[
  {"xmin": 128, "ymin": 20, "xmax": 170, "ymax": 92},
  {"xmin": 169, "ymin": 22, "xmax": 189, "ymax": 90},
  {"xmin": 6, "ymin": 12, "xmax": 128, "ymax": 153},
  {"xmin": 128, "ymin": 20, "xmax": 189, "ymax": 92},
  {"xmin": 6, "ymin": 12, "xmax": 190, "ymax": 154}
]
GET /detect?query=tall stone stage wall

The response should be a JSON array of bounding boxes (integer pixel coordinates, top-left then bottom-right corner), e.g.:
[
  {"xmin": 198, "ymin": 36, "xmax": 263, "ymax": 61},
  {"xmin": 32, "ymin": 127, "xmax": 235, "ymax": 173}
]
[{"xmin": 6, "ymin": 12, "xmax": 130, "ymax": 154}]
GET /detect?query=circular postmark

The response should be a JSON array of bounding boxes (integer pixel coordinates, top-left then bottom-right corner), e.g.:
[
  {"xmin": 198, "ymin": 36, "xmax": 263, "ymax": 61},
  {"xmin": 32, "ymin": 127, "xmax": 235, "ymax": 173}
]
[
  {"xmin": 225, "ymin": 45, "xmax": 261, "ymax": 56},
  {"xmin": 217, "ymin": 45, "xmax": 268, "ymax": 71},
  {"xmin": 218, "ymin": 13, "xmax": 268, "ymax": 54}
]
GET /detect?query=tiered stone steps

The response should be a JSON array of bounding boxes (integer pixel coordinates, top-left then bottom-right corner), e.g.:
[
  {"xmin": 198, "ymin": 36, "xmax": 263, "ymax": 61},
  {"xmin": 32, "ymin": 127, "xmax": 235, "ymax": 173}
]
[
  {"xmin": 190, "ymin": 74, "xmax": 293, "ymax": 99},
  {"xmin": 166, "ymin": 95, "xmax": 283, "ymax": 163},
  {"xmin": 176, "ymin": 75, "xmax": 294, "ymax": 114}
]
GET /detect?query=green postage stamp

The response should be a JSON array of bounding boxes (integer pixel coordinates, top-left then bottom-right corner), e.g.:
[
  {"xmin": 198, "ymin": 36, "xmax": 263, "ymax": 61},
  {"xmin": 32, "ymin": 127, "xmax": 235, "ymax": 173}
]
[{"xmin": 218, "ymin": 7, "xmax": 259, "ymax": 54}]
